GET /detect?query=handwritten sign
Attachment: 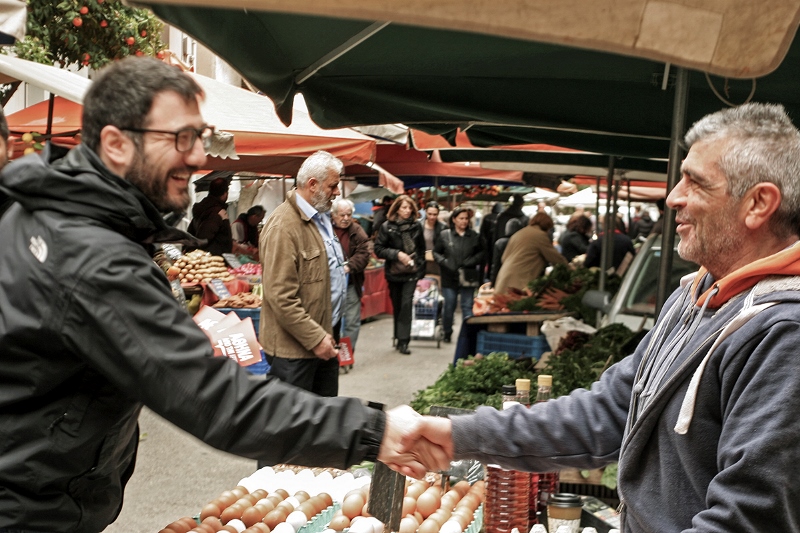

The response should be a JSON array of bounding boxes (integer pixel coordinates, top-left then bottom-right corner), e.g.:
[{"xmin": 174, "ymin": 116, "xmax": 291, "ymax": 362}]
[
  {"xmin": 161, "ymin": 243, "xmax": 182, "ymax": 261},
  {"xmin": 208, "ymin": 278, "xmax": 232, "ymax": 299},
  {"xmin": 222, "ymin": 253, "xmax": 242, "ymax": 269}
]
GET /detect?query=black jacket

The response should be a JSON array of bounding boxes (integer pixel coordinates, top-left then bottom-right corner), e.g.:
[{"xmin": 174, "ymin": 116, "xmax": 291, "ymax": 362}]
[
  {"xmin": 188, "ymin": 194, "xmax": 232, "ymax": 256},
  {"xmin": 0, "ymin": 145, "xmax": 385, "ymax": 533},
  {"xmin": 559, "ymin": 229, "xmax": 590, "ymax": 262},
  {"xmin": 433, "ymin": 228, "xmax": 484, "ymax": 289},
  {"xmin": 374, "ymin": 218, "xmax": 426, "ymax": 282}
]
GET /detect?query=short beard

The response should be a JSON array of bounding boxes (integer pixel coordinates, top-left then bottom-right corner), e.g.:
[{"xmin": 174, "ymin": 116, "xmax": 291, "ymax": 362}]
[
  {"xmin": 311, "ymin": 187, "xmax": 333, "ymax": 212},
  {"xmin": 126, "ymin": 149, "xmax": 190, "ymax": 213}
]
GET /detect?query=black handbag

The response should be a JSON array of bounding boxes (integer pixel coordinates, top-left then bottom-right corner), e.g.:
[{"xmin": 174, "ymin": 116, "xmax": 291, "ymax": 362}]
[
  {"xmin": 388, "ymin": 254, "xmax": 417, "ymax": 276},
  {"xmin": 458, "ymin": 266, "xmax": 481, "ymax": 287}
]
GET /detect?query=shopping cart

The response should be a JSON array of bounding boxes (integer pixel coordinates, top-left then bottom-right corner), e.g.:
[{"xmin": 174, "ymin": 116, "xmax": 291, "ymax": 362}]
[{"xmin": 411, "ymin": 277, "xmax": 444, "ymax": 347}]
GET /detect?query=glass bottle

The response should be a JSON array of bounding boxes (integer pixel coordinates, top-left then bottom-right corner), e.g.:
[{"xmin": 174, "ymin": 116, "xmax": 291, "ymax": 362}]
[
  {"xmin": 502, "ymin": 384, "xmax": 519, "ymax": 410},
  {"xmin": 484, "ymin": 386, "xmax": 530, "ymax": 533},
  {"xmin": 532, "ymin": 375, "xmax": 560, "ymax": 525},
  {"xmin": 515, "ymin": 378, "xmax": 531, "ymax": 407}
]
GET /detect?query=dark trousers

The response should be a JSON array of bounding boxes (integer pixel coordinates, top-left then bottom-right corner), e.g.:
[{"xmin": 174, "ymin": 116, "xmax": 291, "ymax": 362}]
[
  {"xmin": 266, "ymin": 320, "xmax": 340, "ymax": 397},
  {"xmin": 389, "ymin": 279, "xmax": 416, "ymax": 342}
]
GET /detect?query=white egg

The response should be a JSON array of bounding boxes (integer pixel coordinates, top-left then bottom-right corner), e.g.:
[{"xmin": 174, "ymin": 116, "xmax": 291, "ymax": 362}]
[
  {"xmin": 272, "ymin": 522, "xmax": 297, "ymax": 533},
  {"xmin": 286, "ymin": 510, "xmax": 310, "ymax": 531},
  {"xmin": 348, "ymin": 518, "xmax": 374, "ymax": 533},
  {"xmin": 366, "ymin": 517, "xmax": 384, "ymax": 533},
  {"xmin": 440, "ymin": 519, "xmax": 464, "ymax": 533},
  {"xmin": 227, "ymin": 519, "xmax": 247, "ymax": 533},
  {"xmin": 285, "ymin": 496, "xmax": 301, "ymax": 509}
]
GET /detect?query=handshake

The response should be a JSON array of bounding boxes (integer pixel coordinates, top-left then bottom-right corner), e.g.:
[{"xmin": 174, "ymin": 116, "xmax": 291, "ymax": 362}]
[{"xmin": 376, "ymin": 405, "xmax": 456, "ymax": 478}]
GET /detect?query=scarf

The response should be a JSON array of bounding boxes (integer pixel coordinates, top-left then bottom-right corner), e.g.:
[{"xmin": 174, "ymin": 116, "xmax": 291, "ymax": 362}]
[{"xmin": 396, "ymin": 218, "xmax": 417, "ymax": 254}]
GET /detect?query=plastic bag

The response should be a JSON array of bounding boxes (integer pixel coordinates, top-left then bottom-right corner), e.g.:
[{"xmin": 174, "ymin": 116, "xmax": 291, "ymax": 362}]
[{"xmin": 541, "ymin": 316, "xmax": 597, "ymax": 355}]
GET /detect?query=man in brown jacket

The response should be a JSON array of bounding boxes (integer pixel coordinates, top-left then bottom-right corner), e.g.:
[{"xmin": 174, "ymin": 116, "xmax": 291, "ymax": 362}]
[{"xmin": 260, "ymin": 151, "xmax": 346, "ymax": 397}]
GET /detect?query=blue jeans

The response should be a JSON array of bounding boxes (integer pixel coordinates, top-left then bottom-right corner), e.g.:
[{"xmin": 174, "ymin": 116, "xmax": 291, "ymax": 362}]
[
  {"xmin": 442, "ymin": 286, "xmax": 475, "ymax": 338},
  {"xmin": 342, "ymin": 284, "xmax": 362, "ymax": 351}
]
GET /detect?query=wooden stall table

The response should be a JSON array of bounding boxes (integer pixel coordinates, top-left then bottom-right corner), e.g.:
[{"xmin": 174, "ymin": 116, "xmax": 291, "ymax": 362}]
[{"xmin": 453, "ymin": 311, "xmax": 571, "ymax": 364}]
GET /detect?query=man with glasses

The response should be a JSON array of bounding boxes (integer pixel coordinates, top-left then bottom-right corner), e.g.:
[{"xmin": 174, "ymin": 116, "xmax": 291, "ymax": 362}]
[
  {"xmin": 260, "ymin": 151, "xmax": 347, "ymax": 398},
  {"xmin": 0, "ymin": 58, "xmax": 447, "ymax": 532}
]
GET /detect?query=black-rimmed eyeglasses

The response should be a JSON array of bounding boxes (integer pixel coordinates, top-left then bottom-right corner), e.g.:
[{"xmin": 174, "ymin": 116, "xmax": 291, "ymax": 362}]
[{"xmin": 122, "ymin": 125, "xmax": 215, "ymax": 152}]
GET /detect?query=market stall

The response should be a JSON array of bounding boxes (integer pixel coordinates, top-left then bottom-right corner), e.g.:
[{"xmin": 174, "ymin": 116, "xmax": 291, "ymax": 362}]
[{"xmin": 361, "ymin": 264, "xmax": 392, "ymax": 320}]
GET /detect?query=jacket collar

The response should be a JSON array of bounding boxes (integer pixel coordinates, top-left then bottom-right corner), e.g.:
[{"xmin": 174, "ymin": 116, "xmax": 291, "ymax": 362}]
[{"xmin": 692, "ymin": 241, "xmax": 800, "ymax": 309}]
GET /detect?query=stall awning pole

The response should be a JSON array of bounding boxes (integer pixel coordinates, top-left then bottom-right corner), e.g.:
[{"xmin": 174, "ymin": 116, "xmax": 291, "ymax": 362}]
[
  {"xmin": 598, "ymin": 156, "xmax": 616, "ymax": 294},
  {"xmin": 655, "ymin": 66, "xmax": 689, "ymax": 314}
]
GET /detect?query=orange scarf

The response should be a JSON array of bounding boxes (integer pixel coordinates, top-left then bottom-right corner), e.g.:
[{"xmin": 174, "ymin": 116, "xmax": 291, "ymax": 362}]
[{"xmin": 692, "ymin": 243, "xmax": 800, "ymax": 309}]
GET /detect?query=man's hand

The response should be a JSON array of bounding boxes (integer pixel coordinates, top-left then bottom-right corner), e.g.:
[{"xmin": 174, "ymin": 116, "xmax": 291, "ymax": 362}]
[
  {"xmin": 378, "ymin": 406, "xmax": 452, "ymax": 479},
  {"xmin": 218, "ymin": 208, "xmax": 229, "ymax": 221},
  {"xmin": 397, "ymin": 251, "xmax": 412, "ymax": 266},
  {"xmin": 312, "ymin": 334, "xmax": 338, "ymax": 360}
]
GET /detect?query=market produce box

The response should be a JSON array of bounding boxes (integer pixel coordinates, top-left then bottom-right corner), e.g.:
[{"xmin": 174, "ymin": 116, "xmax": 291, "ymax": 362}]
[{"xmin": 476, "ymin": 331, "xmax": 549, "ymax": 360}]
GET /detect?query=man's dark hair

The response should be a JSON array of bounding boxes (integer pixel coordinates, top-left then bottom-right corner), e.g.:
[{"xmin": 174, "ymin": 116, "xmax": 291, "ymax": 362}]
[
  {"xmin": 208, "ymin": 177, "xmax": 229, "ymax": 198},
  {"xmin": 247, "ymin": 205, "xmax": 266, "ymax": 217},
  {"xmin": 82, "ymin": 57, "xmax": 204, "ymax": 152},
  {"xmin": 0, "ymin": 107, "xmax": 8, "ymax": 142}
]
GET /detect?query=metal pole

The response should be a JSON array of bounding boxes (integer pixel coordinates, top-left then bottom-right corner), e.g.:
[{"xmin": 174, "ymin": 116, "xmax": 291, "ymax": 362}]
[
  {"xmin": 594, "ymin": 175, "xmax": 601, "ymax": 234},
  {"xmin": 598, "ymin": 156, "xmax": 616, "ymax": 293},
  {"xmin": 656, "ymin": 67, "xmax": 689, "ymax": 314},
  {"xmin": 46, "ymin": 93, "xmax": 55, "ymax": 137},
  {"xmin": 626, "ymin": 180, "xmax": 632, "ymax": 233}
]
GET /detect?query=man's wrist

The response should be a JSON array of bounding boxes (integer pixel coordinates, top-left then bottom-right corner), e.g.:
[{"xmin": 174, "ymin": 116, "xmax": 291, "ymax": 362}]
[{"xmin": 360, "ymin": 406, "xmax": 386, "ymax": 462}]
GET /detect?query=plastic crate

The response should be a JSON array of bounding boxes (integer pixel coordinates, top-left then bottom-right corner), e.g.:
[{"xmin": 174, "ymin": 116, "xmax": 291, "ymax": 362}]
[{"xmin": 476, "ymin": 331, "xmax": 550, "ymax": 360}]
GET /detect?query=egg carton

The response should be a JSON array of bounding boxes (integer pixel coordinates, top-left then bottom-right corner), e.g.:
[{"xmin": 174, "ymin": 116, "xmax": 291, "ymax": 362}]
[{"xmin": 296, "ymin": 502, "xmax": 341, "ymax": 533}]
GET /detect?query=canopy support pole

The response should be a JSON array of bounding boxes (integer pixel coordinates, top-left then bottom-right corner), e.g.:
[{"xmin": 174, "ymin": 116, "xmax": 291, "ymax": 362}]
[
  {"xmin": 46, "ymin": 93, "xmax": 55, "ymax": 136},
  {"xmin": 598, "ymin": 156, "xmax": 616, "ymax": 294},
  {"xmin": 626, "ymin": 179, "xmax": 632, "ymax": 231},
  {"xmin": 295, "ymin": 22, "xmax": 390, "ymax": 85},
  {"xmin": 656, "ymin": 67, "xmax": 689, "ymax": 314}
]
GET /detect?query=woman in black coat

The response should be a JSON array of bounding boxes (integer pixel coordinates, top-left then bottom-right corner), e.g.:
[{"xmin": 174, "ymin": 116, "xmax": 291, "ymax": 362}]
[
  {"xmin": 433, "ymin": 206, "xmax": 484, "ymax": 343},
  {"xmin": 374, "ymin": 195, "xmax": 426, "ymax": 354}
]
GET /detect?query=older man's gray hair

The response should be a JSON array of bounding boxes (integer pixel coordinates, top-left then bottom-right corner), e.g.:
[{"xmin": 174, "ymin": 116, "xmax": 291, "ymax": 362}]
[
  {"xmin": 332, "ymin": 198, "xmax": 355, "ymax": 215},
  {"xmin": 296, "ymin": 151, "xmax": 344, "ymax": 188}
]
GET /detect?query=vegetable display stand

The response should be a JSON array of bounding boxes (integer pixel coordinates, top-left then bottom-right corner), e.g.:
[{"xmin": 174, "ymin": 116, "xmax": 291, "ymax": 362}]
[{"xmin": 453, "ymin": 312, "xmax": 570, "ymax": 364}]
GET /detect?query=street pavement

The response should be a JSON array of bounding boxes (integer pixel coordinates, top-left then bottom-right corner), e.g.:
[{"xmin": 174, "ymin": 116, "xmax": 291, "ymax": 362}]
[{"xmin": 103, "ymin": 311, "xmax": 461, "ymax": 533}]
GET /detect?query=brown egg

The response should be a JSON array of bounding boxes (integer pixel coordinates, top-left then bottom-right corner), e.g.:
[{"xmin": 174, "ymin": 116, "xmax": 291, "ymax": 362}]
[
  {"xmin": 341, "ymin": 493, "xmax": 365, "ymax": 519},
  {"xmin": 406, "ymin": 482, "xmax": 427, "ymax": 499},
  {"xmin": 318, "ymin": 493, "xmax": 334, "ymax": 508},
  {"xmin": 417, "ymin": 518, "xmax": 441, "ymax": 533},
  {"xmin": 252, "ymin": 524, "xmax": 272, "ymax": 533},
  {"xmin": 195, "ymin": 524, "xmax": 217, "ymax": 533},
  {"xmin": 294, "ymin": 490, "xmax": 310, "ymax": 503},
  {"xmin": 221, "ymin": 526, "xmax": 238, "ymax": 533},
  {"xmin": 251, "ymin": 489, "xmax": 269, "ymax": 500},
  {"xmin": 298, "ymin": 501, "xmax": 317, "ymax": 519},
  {"xmin": 220, "ymin": 505, "xmax": 243, "ymax": 524},
  {"xmin": 179, "ymin": 517, "xmax": 199, "ymax": 532},
  {"xmin": 233, "ymin": 486, "xmax": 250, "ymax": 497},
  {"xmin": 398, "ymin": 517, "xmax": 417, "ymax": 533},
  {"xmin": 361, "ymin": 502, "xmax": 371, "ymax": 517},
  {"xmin": 219, "ymin": 491, "xmax": 239, "ymax": 507},
  {"xmin": 236, "ymin": 497, "xmax": 255, "ymax": 509},
  {"xmin": 414, "ymin": 511, "xmax": 424, "ymax": 524},
  {"xmin": 401, "ymin": 496, "xmax": 416, "ymax": 516},
  {"xmin": 201, "ymin": 516, "xmax": 224, "ymax": 531},
  {"xmin": 157, "ymin": 529, "xmax": 178, "ymax": 533},
  {"xmin": 200, "ymin": 503, "xmax": 221, "ymax": 520},
  {"xmin": 267, "ymin": 495, "xmax": 284, "ymax": 507},
  {"xmin": 415, "ymin": 492, "xmax": 439, "ymax": 518},
  {"xmin": 274, "ymin": 489, "xmax": 289, "ymax": 500},
  {"xmin": 263, "ymin": 509, "xmax": 287, "ymax": 529},
  {"xmin": 256, "ymin": 501, "xmax": 275, "ymax": 514},
  {"xmin": 276, "ymin": 501, "xmax": 295, "ymax": 515},
  {"xmin": 242, "ymin": 506, "xmax": 269, "ymax": 528},
  {"xmin": 452, "ymin": 481, "xmax": 470, "ymax": 497},
  {"xmin": 430, "ymin": 508, "xmax": 451, "ymax": 525},
  {"xmin": 307, "ymin": 496, "xmax": 325, "ymax": 514},
  {"xmin": 329, "ymin": 514, "xmax": 351, "ymax": 531}
]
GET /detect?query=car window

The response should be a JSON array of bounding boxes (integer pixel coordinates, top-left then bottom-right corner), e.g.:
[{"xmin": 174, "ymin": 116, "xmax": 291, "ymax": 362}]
[{"xmin": 622, "ymin": 247, "xmax": 697, "ymax": 315}]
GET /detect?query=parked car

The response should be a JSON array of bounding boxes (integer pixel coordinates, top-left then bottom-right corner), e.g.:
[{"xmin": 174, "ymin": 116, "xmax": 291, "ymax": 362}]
[{"xmin": 585, "ymin": 234, "xmax": 698, "ymax": 331}]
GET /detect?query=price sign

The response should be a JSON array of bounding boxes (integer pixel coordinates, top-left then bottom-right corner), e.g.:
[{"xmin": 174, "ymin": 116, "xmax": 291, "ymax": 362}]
[
  {"xmin": 222, "ymin": 253, "xmax": 242, "ymax": 269},
  {"xmin": 161, "ymin": 244, "xmax": 182, "ymax": 261},
  {"xmin": 209, "ymin": 278, "xmax": 232, "ymax": 299}
]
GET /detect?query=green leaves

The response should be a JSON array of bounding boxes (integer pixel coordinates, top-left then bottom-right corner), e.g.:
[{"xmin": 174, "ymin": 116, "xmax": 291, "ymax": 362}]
[{"xmin": 8, "ymin": 0, "xmax": 166, "ymax": 70}]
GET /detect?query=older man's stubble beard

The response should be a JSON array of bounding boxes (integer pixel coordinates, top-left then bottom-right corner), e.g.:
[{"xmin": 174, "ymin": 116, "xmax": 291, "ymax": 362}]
[{"xmin": 311, "ymin": 186, "xmax": 336, "ymax": 213}]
